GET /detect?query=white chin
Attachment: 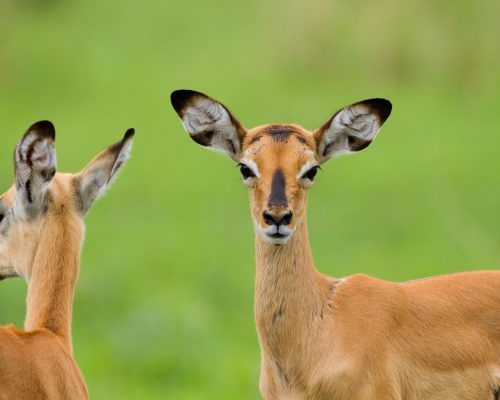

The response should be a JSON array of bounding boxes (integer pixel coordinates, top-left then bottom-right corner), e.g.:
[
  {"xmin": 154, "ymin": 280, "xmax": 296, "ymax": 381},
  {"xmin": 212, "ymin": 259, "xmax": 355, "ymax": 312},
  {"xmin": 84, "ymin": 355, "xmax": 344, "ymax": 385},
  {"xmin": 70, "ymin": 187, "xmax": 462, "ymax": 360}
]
[
  {"xmin": 263, "ymin": 233, "xmax": 291, "ymax": 245},
  {"xmin": 255, "ymin": 223, "xmax": 294, "ymax": 245}
]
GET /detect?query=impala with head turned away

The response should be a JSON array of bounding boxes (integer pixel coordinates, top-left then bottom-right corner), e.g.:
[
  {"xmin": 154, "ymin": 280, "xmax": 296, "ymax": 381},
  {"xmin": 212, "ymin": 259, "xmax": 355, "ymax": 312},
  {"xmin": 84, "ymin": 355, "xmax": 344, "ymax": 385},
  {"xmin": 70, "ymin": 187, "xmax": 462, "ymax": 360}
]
[
  {"xmin": 0, "ymin": 121, "xmax": 134, "ymax": 399},
  {"xmin": 171, "ymin": 89, "xmax": 500, "ymax": 400}
]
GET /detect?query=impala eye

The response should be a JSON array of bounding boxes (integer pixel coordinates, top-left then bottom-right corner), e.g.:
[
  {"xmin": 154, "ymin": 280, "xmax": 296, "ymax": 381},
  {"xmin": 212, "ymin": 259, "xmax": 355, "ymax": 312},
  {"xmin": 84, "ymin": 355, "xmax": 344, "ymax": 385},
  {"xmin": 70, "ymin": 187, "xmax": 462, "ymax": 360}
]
[
  {"xmin": 302, "ymin": 166, "xmax": 320, "ymax": 181},
  {"xmin": 238, "ymin": 163, "xmax": 256, "ymax": 180},
  {"xmin": 0, "ymin": 214, "xmax": 3, "ymax": 224}
]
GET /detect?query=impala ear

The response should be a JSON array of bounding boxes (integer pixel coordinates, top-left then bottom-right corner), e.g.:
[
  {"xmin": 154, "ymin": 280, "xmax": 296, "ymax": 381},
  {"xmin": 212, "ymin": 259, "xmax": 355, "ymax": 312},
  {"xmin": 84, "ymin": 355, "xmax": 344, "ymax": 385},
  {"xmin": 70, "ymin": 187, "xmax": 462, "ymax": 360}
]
[
  {"xmin": 171, "ymin": 90, "xmax": 247, "ymax": 161},
  {"xmin": 74, "ymin": 129, "xmax": 134, "ymax": 215},
  {"xmin": 313, "ymin": 99, "xmax": 392, "ymax": 163},
  {"xmin": 14, "ymin": 120, "xmax": 57, "ymax": 218}
]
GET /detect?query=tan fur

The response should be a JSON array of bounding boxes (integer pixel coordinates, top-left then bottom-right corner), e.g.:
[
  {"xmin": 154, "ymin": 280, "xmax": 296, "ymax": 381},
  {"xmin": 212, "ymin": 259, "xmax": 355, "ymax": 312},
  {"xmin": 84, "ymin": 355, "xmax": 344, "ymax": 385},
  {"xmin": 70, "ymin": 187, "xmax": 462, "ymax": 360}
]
[
  {"xmin": 247, "ymin": 130, "xmax": 500, "ymax": 400},
  {"xmin": 0, "ymin": 175, "xmax": 88, "ymax": 399},
  {"xmin": 0, "ymin": 123, "xmax": 133, "ymax": 399},
  {"xmin": 172, "ymin": 90, "xmax": 500, "ymax": 399}
]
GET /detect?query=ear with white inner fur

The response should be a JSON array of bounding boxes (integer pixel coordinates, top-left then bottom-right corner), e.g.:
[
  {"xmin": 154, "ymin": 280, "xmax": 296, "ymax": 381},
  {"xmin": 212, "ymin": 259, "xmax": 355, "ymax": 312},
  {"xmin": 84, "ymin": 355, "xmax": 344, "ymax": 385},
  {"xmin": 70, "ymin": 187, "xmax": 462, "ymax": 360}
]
[
  {"xmin": 14, "ymin": 120, "xmax": 57, "ymax": 218},
  {"xmin": 313, "ymin": 98, "xmax": 392, "ymax": 163},
  {"xmin": 170, "ymin": 90, "xmax": 247, "ymax": 161},
  {"xmin": 75, "ymin": 128, "xmax": 134, "ymax": 215}
]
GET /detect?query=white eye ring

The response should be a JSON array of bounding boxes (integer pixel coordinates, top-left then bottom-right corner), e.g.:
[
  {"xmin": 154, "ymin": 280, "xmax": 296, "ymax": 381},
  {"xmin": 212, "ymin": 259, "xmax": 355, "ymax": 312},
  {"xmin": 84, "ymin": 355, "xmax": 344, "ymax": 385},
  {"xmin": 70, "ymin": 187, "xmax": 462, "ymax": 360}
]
[
  {"xmin": 238, "ymin": 158, "xmax": 260, "ymax": 179},
  {"xmin": 297, "ymin": 161, "xmax": 319, "ymax": 180}
]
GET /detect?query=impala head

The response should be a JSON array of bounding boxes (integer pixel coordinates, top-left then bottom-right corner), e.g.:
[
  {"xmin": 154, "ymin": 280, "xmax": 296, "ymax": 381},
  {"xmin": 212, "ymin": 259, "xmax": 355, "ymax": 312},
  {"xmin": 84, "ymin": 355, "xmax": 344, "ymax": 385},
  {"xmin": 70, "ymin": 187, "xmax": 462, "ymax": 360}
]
[
  {"xmin": 171, "ymin": 90, "xmax": 391, "ymax": 245},
  {"xmin": 0, "ymin": 121, "xmax": 134, "ymax": 279}
]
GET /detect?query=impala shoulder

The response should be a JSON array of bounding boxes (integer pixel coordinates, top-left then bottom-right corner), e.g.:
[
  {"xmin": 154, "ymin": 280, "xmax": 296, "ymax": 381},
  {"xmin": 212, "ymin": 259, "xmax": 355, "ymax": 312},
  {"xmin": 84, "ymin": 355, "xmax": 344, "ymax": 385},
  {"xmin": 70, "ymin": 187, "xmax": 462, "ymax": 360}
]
[
  {"xmin": 333, "ymin": 274, "xmax": 404, "ymax": 310},
  {"xmin": 342, "ymin": 273, "xmax": 396, "ymax": 289}
]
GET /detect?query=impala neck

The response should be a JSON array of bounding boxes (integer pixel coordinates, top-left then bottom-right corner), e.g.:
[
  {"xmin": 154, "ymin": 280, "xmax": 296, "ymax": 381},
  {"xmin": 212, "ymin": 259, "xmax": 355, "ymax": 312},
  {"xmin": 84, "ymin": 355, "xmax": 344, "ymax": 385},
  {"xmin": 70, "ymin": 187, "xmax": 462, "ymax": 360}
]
[
  {"xmin": 24, "ymin": 211, "xmax": 83, "ymax": 354},
  {"xmin": 255, "ymin": 211, "xmax": 325, "ymax": 354}
]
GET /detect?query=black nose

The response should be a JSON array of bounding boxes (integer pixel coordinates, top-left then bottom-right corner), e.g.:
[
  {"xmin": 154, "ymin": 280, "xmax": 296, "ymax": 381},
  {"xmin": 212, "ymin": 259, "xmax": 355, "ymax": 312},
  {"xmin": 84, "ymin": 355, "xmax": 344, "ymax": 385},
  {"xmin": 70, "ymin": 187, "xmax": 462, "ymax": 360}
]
[{"xmin": 263, "ymin": 210, "xmax": 293, "ymax": 227}]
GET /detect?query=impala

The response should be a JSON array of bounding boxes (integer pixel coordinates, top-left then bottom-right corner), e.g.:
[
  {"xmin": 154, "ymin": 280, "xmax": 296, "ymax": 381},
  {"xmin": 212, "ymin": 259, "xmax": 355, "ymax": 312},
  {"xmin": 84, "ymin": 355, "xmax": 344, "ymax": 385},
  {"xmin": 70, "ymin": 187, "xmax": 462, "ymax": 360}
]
[
  {"xmin": 171, "ymin": 89, "xmax": 500, "ymax": 400},
  {"xmin": 0, "ymin": 121, "xmax": 134, "ymax": 399}
]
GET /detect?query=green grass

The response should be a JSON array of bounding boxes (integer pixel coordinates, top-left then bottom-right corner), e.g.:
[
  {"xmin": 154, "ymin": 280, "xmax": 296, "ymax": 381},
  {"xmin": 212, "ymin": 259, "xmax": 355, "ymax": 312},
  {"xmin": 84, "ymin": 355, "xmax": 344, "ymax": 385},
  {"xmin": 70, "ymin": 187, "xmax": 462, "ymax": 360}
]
[{"xmin": 0, "ymin": 0, "xmax": 499, "ymax": 398}]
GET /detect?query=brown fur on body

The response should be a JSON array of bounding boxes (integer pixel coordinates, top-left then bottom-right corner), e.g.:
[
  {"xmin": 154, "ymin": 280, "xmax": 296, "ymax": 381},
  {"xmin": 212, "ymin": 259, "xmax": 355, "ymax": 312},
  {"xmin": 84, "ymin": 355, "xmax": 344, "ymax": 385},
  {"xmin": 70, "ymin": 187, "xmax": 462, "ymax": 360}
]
[
  {"xmin": 256, "ymin": 222, "xmax": 500, "ymax": 400},
  {"xmin": 0, "ymin": 176, "xmax": 88, "ymax": 399},
  {"xmin": 0, "ymin": 122, "xmax": 133, "ymax": 399},
  {"xmin": 171, "ymin": 90, "xmax": 500, "ymax": 399},
  {"xmin": 0, "ymin": 326, "xmax": 87, "ymax": 399}
]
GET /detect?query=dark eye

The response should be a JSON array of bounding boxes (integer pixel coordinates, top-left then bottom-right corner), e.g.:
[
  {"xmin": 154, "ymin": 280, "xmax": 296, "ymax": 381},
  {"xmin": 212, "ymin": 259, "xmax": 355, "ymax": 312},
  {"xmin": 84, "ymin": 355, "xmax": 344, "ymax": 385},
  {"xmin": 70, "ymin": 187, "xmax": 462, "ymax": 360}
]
[
  {"xmin": 0, "ymin": 214, "xmax": 4, "ymax": 224},
  {"xmin": 302, "ymin": 166, "xmax": 319, "ymax": 181},
  {"xmin": 238, "ymin": 163, "xmax": 256, "ymax": 180}
]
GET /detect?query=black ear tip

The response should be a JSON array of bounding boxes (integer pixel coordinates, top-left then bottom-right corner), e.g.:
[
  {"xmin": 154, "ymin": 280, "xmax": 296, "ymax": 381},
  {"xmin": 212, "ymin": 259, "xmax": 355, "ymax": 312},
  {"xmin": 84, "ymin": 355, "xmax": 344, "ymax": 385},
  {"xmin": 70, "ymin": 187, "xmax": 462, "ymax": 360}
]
[
  {"xmin": 26, "ymin": 120, "xmax": 56, "ymax": 140},
  {"xmin": 170, "ymin": 89, "xmax": 206, "ymax": 114},
  {"xmin": 364, "ymin": 98, "xmax": 392, "ymax": 123},
  {"xmin": 123, "ymin": 128, "xmax": 135, "ymax": 141}
]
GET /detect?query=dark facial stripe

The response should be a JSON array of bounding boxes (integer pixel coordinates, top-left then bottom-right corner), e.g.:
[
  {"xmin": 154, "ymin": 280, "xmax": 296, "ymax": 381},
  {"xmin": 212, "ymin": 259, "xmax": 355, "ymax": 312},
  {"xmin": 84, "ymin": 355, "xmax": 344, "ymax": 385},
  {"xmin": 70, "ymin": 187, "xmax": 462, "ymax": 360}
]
[{"xmin": 268, "ymin": 168, "xmax": 287, "ymax": 207}]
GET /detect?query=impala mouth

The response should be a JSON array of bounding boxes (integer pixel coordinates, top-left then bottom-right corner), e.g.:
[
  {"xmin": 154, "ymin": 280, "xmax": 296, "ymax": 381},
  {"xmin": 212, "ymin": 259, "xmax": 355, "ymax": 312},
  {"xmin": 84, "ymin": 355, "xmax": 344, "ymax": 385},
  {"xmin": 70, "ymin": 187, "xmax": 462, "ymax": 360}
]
[
  {"xmin": 256, "ymin": 223, "xmax": 294, "ymax": 245},
  {"xmin": 264, "ymin": 231, "xmax": 291, "ymax": 245},
  {"xmin": 268, "ymin": 232, "xmax": 288, "ymax": 239}
]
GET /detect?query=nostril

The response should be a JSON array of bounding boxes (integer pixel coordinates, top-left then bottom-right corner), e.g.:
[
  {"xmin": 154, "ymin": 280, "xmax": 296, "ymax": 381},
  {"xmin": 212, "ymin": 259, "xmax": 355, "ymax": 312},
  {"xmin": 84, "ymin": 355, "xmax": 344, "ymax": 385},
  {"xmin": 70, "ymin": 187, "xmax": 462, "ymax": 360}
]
[
  {"xmin": 263, "ymin": 210, "xmax": 293, "ymax": 227},
  {"xmin": 279, "ymin": 211, "xmax": 293, "ymax": 226},
  {"xmin": 263, "ymin": 211, "xmax": 277, "ymax": 226}
]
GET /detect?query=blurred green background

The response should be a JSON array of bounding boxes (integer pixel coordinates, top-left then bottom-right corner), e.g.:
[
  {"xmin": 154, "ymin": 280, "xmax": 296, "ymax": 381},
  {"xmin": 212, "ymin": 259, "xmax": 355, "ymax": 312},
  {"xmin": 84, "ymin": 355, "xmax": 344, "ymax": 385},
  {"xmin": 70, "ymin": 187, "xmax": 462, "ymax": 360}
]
[{"xmin": 1, "ymin": 0, "xmax": 499, "ymax": 398}]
